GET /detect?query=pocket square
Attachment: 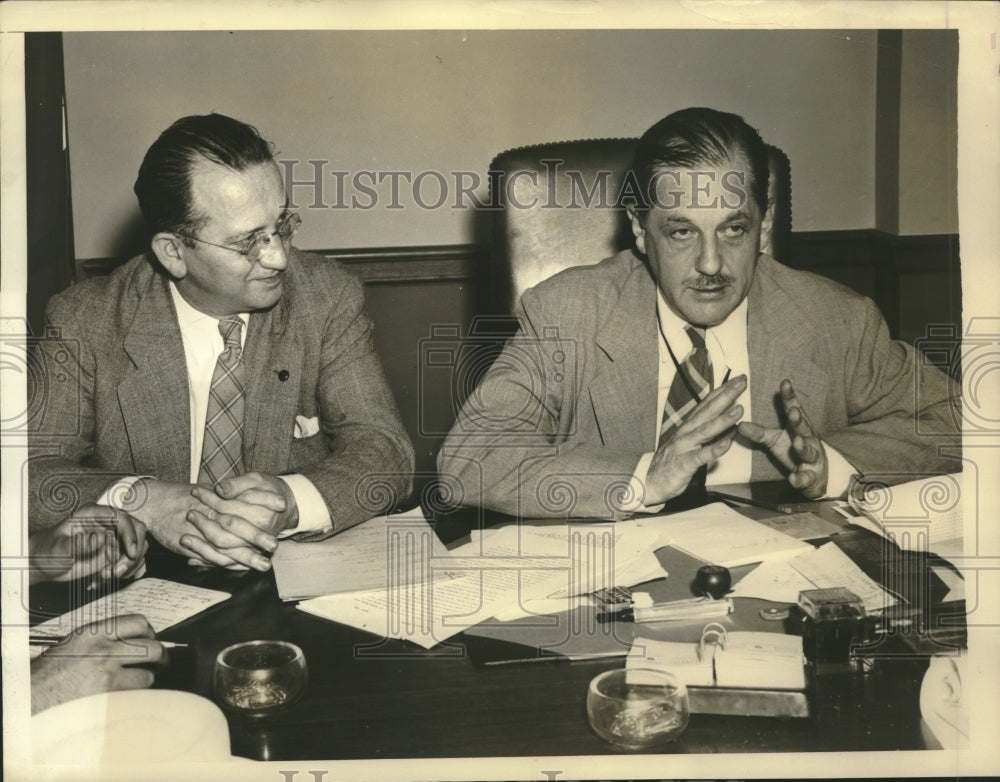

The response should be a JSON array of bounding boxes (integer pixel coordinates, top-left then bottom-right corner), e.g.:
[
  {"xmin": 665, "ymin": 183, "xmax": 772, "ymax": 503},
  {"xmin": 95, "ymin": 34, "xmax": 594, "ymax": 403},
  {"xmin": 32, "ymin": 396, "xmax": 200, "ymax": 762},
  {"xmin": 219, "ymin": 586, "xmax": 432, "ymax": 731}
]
[{"xmin": 293, "ymin": 415, "xmax": 320, "ymax": 439}]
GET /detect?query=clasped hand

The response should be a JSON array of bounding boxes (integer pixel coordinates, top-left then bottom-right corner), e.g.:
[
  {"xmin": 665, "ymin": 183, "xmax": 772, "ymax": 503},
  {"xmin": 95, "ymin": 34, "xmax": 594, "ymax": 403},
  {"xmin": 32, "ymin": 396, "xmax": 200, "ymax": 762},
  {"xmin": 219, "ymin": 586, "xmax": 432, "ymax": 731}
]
[
  {"xmin": 129, "ymin": 473, "xmax": 298, "ymax": 572},
  {"xmin": 184, "ymin": 472, "xmax": 299, "ymax": 569}
]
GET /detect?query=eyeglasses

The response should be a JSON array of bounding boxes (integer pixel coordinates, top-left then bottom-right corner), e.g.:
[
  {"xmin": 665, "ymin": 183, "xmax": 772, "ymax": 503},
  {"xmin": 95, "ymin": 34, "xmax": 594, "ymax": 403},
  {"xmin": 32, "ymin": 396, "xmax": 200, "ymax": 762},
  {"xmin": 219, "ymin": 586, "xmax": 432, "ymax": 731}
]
[{"xmin": 176, "ymin": 210, "xmax": 302, "ymax": 264}]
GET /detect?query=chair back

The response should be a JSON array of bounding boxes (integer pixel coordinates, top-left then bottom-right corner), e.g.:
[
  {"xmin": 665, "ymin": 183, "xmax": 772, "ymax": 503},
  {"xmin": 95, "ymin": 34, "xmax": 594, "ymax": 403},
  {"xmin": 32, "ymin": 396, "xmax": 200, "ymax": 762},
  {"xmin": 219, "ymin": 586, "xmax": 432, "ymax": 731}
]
[{"xmin": 488, "ymin": 138, "xmax": 790, "ymax": 312}]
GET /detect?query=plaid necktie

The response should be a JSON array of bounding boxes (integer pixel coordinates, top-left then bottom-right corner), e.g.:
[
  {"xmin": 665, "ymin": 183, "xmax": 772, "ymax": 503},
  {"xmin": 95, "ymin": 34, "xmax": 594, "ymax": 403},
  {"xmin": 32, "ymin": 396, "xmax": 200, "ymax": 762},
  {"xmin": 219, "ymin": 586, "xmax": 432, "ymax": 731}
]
[
  {"xmin": 659, "ymin": 326, "xmax": 714, "ymax": 447},
  {"xmin": 198, "ymin": 316, "xmax": 246, "ymax": 485},
  {"xmin": 659, "ymin": 326, "xmax": 713, "ymax": 510}
]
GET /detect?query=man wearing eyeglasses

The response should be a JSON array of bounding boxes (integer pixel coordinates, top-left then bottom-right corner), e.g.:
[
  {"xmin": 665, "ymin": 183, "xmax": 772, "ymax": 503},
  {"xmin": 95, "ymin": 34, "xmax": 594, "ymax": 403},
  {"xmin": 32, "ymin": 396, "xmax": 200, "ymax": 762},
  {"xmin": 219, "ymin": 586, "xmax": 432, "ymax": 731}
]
[{"xmin": 28, "ymin": 114, "xmax": 415, "ymax": 571}]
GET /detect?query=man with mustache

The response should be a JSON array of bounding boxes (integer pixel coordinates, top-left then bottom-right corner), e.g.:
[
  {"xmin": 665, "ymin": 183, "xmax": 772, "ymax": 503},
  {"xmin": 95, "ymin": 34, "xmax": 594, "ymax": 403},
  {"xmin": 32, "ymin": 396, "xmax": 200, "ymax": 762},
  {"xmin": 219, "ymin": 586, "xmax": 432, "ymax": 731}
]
[
  {"xmin": 29, "ymin": 114, "xmax": 414, "ymax": 568},
  {"xmin": 437, "ymin": 107, "xmax": 960, "ymax": 518}
]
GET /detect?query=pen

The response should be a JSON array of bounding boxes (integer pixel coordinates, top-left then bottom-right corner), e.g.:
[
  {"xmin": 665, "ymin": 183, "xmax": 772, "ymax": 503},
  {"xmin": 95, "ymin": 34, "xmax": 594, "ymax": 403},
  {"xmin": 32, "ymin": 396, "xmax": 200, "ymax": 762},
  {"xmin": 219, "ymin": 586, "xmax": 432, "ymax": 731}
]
[
  {"xmin": 600, "ymin": 597, "xmax": 733, "ymax": 624},
  {"xmin": 29, "ymin": 635, "xmax": 188, "ymax": 648},
  {"xmin": 705, "ymin": 490, "xmax": 793, "ymax": 514}
]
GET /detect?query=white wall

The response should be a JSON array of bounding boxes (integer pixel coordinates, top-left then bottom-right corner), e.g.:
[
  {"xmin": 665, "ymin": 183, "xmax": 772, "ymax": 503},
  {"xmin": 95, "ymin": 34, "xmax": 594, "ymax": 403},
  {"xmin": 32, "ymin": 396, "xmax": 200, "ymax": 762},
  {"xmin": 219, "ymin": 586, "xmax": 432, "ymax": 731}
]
[
  {"xmin": 64, "ymin": 29, "xmax": 880, "ymax": 258},
  {"xmin": 898, "ymin": 29, "xmax": 959, "ymax": 235}
]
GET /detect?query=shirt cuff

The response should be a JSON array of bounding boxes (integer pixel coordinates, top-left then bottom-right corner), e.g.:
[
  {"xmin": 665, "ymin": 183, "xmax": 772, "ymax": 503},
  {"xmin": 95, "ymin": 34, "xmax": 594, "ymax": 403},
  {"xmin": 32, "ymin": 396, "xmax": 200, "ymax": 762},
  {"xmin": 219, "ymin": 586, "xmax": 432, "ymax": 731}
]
[
  {"xmin": 277, "ymin": 474, "xmax": 332, "ymax": 537},
  {"xmin": 823, "ymin": 442, "xmax": 859, "ymax": 499},
  {"xmin": 620, "ymin": 452, "xmax": 666, "ymax": 515}
]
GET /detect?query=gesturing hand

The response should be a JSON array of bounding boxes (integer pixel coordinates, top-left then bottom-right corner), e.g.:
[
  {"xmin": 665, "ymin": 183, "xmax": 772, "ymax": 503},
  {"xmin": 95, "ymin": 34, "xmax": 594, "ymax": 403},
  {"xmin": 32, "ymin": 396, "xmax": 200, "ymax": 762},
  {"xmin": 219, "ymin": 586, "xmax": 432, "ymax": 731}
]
[
  {"xmin": 186, "ymin": 472, "xmax": 298, "ymax": 566},
  {"xmin": 644, "ymin": 374, "xmax": 747, "ymax": 506},
  {"xmin": 30, "ymin": 613, "xmax": 166, "ymax": 714},
  {"xmin": 738, "ymin": 378, "xmax": 829, "ymax": 498},
  {"xmin": 29, "ymin": 504, "xmax": 148, "ymax": 586}
]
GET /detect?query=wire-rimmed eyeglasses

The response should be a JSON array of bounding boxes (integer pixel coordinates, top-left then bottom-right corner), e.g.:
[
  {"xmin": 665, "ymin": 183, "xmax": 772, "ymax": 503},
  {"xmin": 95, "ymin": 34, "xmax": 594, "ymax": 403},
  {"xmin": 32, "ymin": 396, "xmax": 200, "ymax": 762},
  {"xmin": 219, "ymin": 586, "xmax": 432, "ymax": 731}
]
[{"xmin": 176, "ymin": 210, "xmax": 302, "ymax": 264}]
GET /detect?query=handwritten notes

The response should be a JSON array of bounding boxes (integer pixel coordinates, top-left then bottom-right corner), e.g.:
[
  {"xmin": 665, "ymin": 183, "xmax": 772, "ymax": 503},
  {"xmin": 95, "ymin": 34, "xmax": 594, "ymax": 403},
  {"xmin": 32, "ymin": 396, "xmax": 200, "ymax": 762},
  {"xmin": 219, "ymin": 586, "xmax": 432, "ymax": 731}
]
[{"xmin": 29, "ymin": 578, "xmax": 230, "ymax": 657}]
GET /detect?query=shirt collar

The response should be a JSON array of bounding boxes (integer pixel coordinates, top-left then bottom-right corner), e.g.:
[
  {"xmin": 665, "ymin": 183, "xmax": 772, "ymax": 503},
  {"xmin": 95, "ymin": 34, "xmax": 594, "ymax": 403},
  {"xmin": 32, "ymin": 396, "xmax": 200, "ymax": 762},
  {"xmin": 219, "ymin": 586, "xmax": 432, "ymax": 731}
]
[
  {"xmin": 168, "ymin": 281, "xmax": 249, "ymax": 335},
  {"xmin": 655, "ymin": 287, "xmax": 748, "ymax": 362}
]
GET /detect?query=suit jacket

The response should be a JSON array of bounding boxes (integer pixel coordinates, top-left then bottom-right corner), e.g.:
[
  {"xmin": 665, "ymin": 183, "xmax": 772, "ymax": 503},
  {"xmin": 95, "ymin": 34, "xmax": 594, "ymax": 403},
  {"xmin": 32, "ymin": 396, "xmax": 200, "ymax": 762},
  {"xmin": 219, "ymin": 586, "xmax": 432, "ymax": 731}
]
[
  {"xmin": 29, "ymin": 249, "xmax": 414, "ymax": 538},
  {"xmin": 437, "ymin": 250, "xmax": 961, "ymax": 518}
]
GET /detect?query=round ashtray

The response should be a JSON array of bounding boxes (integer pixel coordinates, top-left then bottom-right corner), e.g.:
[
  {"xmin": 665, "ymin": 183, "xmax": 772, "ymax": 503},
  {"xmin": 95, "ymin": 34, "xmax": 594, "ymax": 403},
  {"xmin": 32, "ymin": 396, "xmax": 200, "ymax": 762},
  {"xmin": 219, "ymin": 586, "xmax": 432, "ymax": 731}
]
[
  {"xmin": 586, "ymin": 668, "xmax": 690, "ymax": 750},
  {"xmin": 213, "ymin": 640, "xmax": 307, "ymax": 718}
]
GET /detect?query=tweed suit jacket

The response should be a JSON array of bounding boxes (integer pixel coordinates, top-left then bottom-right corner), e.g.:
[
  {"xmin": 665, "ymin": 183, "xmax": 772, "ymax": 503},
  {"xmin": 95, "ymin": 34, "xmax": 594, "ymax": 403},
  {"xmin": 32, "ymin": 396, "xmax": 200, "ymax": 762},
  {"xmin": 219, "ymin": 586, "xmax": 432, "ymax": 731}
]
[
  {"xmin": 437, "ymin": 250, "xmax": 961, "ymax": 518},
  {"xmin": 28, "ymin": 248, "xmax": 414, "ymax": 538}
]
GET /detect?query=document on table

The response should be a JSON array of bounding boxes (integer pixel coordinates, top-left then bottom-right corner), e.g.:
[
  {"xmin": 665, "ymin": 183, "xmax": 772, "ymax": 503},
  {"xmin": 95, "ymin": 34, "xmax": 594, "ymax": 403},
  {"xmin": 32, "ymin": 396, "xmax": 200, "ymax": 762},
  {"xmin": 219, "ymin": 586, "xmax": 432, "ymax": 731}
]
[
  {"xmin": 298, "ymin": 562, "xmax": 569, "ymax": 649},
  {"xmin": 754, "ymin": 511, "xmax": 844, "ymax": 541},
  {"xmin": 633, "ymin": 502, "xmax": 813, "ymax": 567},
  {"xmin": 271, "ymin": 508, "xmax": 455, "ymax": 601},
  {"xmin": 29, "ymin": 578, "xmax": 230, "ymax": 657},
  {"xmin": 730, "ymin": 541, "xmax": 897, "ymax": 613},
  {"xmin": 463, "ymin": 521, "xmax": 665, "ymax": 600},
  {"xmin": 843, "ymin": 473, "xmax": 963, "ymax": 558}
]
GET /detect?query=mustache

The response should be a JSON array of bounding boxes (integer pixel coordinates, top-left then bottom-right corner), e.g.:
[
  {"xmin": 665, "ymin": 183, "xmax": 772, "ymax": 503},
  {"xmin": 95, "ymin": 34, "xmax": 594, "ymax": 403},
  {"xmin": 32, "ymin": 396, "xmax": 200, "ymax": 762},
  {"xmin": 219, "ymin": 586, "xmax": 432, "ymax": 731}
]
[{"xmin": 686, "ymin": 273, "xmax": 734, "ymax": 290}]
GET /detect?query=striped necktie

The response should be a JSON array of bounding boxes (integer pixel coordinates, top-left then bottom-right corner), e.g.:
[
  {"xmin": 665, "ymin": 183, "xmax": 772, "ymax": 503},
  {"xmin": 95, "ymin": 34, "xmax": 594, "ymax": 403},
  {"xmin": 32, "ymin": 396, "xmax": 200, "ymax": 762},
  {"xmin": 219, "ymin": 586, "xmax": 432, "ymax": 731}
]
[
  {"xmin": 198, "ymin": 316, "xmax": 246, "ymax": 485},
  {"xmin": 659, "ymin": 326, "xmax": 713, "ymax": 510}
]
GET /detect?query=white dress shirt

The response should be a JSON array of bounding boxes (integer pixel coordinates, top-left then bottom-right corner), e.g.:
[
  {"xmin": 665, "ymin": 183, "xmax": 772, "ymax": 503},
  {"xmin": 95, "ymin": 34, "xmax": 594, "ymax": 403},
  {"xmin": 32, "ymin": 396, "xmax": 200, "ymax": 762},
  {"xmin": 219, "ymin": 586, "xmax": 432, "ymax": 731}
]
[
  {"xmin": 99, "ymin": 285, "xmax": 330, "ymax": 538},
  {"xmin": 625, "ymin": 289, "xmax": 857, "ymax": 511}
]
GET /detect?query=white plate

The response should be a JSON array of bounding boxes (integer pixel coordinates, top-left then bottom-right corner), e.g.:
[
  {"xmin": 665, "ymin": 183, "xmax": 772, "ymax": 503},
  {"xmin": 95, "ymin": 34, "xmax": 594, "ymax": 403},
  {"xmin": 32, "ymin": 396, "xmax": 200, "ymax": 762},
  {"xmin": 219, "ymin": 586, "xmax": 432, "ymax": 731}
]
[{"xmin": 33, "ymin": 689, "xmax": 234, "ymax": 763}]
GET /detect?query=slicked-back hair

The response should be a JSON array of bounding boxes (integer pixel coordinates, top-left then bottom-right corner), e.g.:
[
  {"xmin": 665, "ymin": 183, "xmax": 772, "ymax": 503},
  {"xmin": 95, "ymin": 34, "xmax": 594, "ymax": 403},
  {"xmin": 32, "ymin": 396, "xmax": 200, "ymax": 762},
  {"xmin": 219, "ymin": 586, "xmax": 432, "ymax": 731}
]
[
  {"xmin": 133, "ymin": 113, "xmax": 275, "ymax": 243},
  {"xmin": 630, "ymin": 107, "xmax": 769, "ymax": 221}
]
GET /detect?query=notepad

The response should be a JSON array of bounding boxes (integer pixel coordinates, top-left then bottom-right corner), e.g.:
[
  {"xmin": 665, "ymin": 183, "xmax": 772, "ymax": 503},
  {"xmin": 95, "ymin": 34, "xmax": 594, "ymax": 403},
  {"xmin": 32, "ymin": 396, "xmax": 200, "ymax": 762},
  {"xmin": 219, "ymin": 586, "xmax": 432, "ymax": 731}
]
[
  {"xmin": 626, "ymin": 637, "xmax": 715, "ymax": 686},
  {"xmin": 713, "ymin": 631, "xmax": 806, "ymax": 690},
  {"xmin": 627, "ymin": 624, "xmax": 806, "ymax": 690},
  {"xmin": 29, "ymin": 578, "xmax": 230, "ymax": 657}
]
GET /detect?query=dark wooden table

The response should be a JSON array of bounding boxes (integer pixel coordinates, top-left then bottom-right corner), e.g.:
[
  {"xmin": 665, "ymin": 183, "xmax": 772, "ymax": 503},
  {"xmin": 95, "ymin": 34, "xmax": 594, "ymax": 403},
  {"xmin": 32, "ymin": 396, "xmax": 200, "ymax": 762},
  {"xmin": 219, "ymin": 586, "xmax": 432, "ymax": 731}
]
[{"xmin": 29, "ymin": 499, "xmax": 965, "ymax": 761}]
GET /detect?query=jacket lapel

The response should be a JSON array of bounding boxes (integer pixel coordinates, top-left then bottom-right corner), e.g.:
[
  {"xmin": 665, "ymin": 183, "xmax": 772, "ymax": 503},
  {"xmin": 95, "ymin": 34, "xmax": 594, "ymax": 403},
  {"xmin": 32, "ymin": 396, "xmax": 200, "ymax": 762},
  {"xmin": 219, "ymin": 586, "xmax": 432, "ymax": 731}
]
[
  {"xmin": 118, "ymin": 266, "xmax": 191, "ymax": 482},
  {"xmin": 588, "ymin": 264, "xmax": 659, "ymax": 451},
  {"xmin": 242, "ymin": 295, "xmax": 301, "ymax": 474}
]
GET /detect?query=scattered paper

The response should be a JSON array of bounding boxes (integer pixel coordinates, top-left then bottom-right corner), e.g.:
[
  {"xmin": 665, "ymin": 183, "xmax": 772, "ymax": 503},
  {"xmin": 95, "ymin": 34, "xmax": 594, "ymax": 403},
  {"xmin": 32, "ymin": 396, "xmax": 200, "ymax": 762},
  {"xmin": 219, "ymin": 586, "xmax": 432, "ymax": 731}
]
[
  {"xmin": 730, "ymin": 542, "xmax": 897, "ymax": 613},
  {"xmin": 298, "ymin": 562, "xmax": 566, "ymax": 649},
  {"xmin": 272, "ymin": 508, "xmax": 455, "ymax": 601},
  {"xmin": 754, "ymin": 511, "xmax": 844, "ymax": 541},
  {"xmin": 727, "ymin": 558, "xmax": 816, "ymax": 605},
  {"xmin": 634, "ymin": 503, "xmax": 813, "ymax": 567},
  {"xmin": 460, "ymin": 521, "xmax": 664, "ymax": 598},
  {"xmin": 848, "ymin": 473, "xmax": 963, "ymax": 556}
]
